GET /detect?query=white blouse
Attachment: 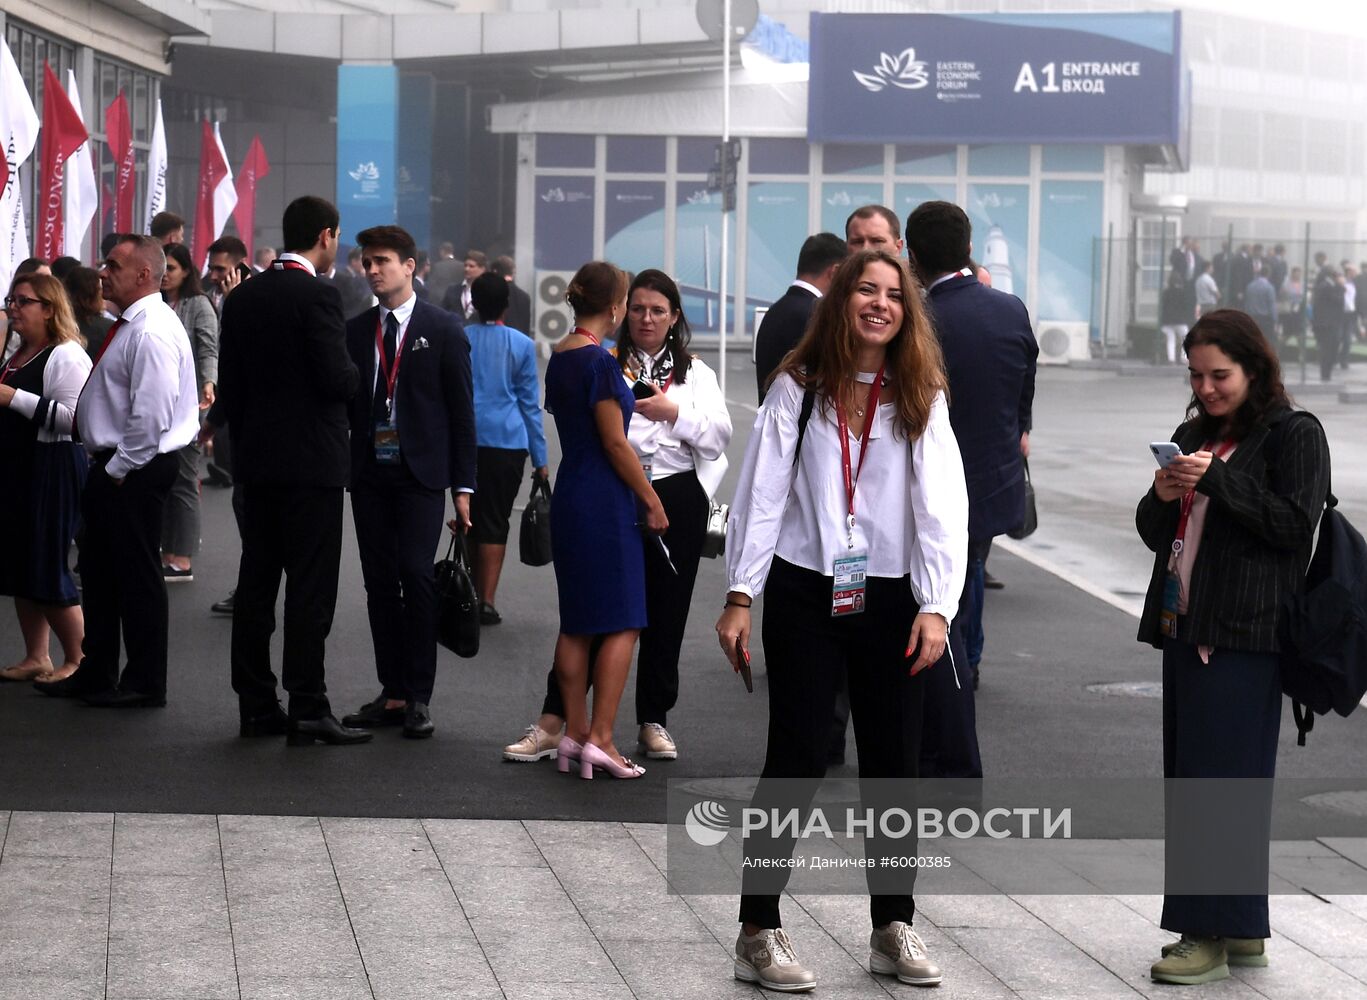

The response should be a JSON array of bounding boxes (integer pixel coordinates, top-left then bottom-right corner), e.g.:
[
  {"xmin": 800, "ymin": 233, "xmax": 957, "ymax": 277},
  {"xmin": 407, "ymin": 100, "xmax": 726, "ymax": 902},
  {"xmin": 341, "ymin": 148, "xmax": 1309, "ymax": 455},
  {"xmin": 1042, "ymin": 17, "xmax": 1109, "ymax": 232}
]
[
  {"xmin": 626, "ymin": 350, "xmax": 733, "ymax": 486},
  {"xmin": 7, "ymin": 340, "xmax": 93, "ymax": 443},
  {"xmin": 726, "ymin": 371, "xmax": 968, "ymax": 622}
]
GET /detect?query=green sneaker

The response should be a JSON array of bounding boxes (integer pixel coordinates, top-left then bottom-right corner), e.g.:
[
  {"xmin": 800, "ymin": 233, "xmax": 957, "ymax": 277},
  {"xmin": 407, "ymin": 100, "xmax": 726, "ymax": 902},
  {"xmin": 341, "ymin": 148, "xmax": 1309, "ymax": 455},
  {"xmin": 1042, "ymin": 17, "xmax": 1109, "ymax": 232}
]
[
  {"xmin": 1151, "ymin": 936, "xmax": 1230, "ymax": 985},
  {"xmin": 1161, "ymin": 936, "xmax": 1267, "ymax": 968}
]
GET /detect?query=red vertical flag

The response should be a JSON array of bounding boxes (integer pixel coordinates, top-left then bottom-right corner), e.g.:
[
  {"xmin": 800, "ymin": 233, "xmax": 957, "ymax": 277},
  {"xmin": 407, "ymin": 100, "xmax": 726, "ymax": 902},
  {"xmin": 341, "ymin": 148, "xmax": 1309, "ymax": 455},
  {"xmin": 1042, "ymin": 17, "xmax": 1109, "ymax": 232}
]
[
  {"xmin": 232, "ymin": 136, "xmax": 269, "ymax": 260},
  {"xmin": 191, "ymin": 121, "xmax": 232, "ymax": 268},
  {"xmin": 36, "ymin": 62, "xmax": 89, "ymax": 260},
  {"xmin": 103, "ymin": 90, "xmax": 136, "ymax": 233}
]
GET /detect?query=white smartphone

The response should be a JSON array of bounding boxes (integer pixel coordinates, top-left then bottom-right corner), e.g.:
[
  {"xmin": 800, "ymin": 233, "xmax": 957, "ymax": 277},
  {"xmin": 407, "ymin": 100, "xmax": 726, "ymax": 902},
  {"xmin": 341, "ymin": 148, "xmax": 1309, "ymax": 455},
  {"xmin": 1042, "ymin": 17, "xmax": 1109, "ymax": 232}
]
[{"xmin": 1150, "ymin": 441, "xmax": 1184, "ymax": 468}]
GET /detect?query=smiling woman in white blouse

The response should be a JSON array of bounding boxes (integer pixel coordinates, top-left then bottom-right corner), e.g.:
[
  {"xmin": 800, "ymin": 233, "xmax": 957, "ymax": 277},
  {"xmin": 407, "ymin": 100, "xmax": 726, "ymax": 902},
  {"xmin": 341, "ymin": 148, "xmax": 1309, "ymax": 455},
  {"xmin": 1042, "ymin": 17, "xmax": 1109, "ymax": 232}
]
[{"xmin": 715, "ymin": 249, "xmax": 968, "ymax": 994}]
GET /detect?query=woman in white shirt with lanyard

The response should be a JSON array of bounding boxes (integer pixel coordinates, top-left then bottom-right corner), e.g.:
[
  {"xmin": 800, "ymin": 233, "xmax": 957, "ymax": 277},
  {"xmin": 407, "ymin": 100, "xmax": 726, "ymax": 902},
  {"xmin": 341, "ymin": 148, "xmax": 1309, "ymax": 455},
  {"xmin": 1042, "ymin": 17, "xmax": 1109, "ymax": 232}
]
[
  {"xmin": 716, "ymin": 249, "xmax": 968, "ymax": 994},
  {"xmin": 502, "ymin": 269, "xmax": 732, "ymax": 764}
]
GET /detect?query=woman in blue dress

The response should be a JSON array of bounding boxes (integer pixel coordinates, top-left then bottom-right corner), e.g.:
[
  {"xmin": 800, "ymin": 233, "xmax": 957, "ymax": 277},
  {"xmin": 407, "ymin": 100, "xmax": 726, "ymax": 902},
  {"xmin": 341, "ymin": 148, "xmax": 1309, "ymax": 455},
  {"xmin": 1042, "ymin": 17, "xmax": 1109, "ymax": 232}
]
[{"xmin": 545, "ymin": 261, "xmax": 668, "ymax": 780}]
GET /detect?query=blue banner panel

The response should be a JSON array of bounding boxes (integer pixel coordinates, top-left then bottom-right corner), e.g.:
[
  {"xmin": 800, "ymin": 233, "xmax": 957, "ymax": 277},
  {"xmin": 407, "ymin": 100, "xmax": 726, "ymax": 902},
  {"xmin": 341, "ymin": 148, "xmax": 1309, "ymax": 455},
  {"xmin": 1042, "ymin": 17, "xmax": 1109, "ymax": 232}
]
[
  {"xmin": 397, "ymin": 73, "xmax": 434, "ymax": 254},
  {"xmin": 337, "ymin": 65, "xmax": 398, "ymax": 244},
  {"xmin": 808, "ymin": 12, "xmax": 1181, "ymax": 146}
]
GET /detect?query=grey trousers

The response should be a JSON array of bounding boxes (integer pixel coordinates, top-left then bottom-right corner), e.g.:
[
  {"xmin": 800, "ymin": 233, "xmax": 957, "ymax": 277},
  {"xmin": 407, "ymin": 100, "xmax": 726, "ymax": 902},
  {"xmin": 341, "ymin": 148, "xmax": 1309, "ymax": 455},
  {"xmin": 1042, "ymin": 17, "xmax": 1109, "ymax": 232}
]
[{"xmin": 160, "ymin": 443, "xmax": 201, "ymax": 557}]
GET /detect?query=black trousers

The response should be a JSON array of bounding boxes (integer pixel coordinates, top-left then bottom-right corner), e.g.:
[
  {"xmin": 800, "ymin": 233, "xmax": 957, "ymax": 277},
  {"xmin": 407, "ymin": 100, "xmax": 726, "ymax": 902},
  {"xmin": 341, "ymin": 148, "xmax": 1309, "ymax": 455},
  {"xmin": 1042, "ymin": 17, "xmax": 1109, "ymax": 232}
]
[
  {"xmin": 1316, "ymin": 325, "xmax": 1341, "ymax": 381},
  {"xmin": 351, "ymin": 459, "xmax": 445, "ymax": 705},
  {"xmin": 77, "ymin": 451, "xmax": 178, "ymax": 698},
  {"xmin": 1160, "ymin": 639, "xmax": 1280, "ymax": 940},
  {"xmin": 541, "ymin": 470, "xmax": 709, "ymax": 727},
  {"xmin": 919, "ymin": 540, "xmax": 983, "ymax": 779},
  {"xmin": 739, "ymin": 558, "xmax": 924, "ymax": 930},
  {"xmin": 231, "ymin": 484, "xmax": 344, "ymax": 720}
]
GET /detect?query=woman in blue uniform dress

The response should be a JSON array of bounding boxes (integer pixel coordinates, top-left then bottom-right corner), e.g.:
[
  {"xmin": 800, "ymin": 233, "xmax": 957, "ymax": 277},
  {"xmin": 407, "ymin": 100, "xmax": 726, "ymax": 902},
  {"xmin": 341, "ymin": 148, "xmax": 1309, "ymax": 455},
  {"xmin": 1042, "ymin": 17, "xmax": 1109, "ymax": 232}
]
[{"xmin": 544, "ymin": 261, "xmax": 668, "ymax": 779}]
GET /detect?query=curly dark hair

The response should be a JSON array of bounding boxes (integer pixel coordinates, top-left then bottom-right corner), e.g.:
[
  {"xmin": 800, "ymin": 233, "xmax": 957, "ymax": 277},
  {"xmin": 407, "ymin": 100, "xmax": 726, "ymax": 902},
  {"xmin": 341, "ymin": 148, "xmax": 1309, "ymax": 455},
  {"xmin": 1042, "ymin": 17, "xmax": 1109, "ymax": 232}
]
[{"xmin": 1183, "ymin": 309, "xmax": 1294, "ymax": 441}]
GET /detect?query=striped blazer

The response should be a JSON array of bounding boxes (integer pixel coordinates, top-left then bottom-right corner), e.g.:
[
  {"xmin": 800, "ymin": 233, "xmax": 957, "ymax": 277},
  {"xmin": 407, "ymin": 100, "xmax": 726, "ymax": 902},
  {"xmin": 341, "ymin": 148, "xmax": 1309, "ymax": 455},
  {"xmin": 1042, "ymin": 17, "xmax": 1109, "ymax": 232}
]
[{"xmin": 1136, "ymin": 407, "xmax": 1331, "ymax": 652}]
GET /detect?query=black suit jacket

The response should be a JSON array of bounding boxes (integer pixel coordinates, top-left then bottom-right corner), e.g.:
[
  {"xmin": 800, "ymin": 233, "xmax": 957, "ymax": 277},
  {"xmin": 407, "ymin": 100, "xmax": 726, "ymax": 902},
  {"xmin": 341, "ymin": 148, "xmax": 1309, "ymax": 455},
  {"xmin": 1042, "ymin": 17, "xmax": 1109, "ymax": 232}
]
[
  {"xmin": 754, "ymin": 283, "xmax": 818, "ymax": 398},
  {"xmin": 927, "ymin": 274, "xmax": 1038, "ymax": 543},
  {"xmin": 505, "ymin": 282, "xmax": 533, "ymax": 338},
  {"xmin": 346, "ymin": 297, "xmax": 476, "ymax": 494},
  {"xmin": 218, "ymin": 265, "xmax": 359, "ymax": 489}
]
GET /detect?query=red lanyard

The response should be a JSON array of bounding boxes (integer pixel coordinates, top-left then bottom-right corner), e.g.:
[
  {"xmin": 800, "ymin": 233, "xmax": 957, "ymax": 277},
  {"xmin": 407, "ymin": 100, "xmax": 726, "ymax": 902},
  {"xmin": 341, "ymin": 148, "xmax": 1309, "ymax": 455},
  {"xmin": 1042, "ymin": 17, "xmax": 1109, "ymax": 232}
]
[
  {"xmin": 0, "ymin": 353, "xmax": 26, "ymax": 384},
  {"xmin": 573, "ymin": 326, "xmax": 600, "ymax": 347},
  {"xmin": 835, "ymin": 364, "xmax": 885, "ymax": 546},
  {"xmin": 1172, "ymin": 439, "xmax": 1234, "ymax": 553},
  {"xmin": 274, "ymin": 260, "xmax": 310, "ymax": 273},
  {"xmin": 375, "ymin": 315, "xmax": 404, "ymax": 408}
]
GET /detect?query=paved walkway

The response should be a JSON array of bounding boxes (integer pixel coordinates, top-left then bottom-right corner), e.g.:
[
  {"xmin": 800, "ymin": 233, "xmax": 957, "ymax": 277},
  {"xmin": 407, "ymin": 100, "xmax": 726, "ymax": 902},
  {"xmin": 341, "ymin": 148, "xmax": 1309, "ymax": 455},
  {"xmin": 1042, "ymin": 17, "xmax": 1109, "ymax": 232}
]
[{"xmin": 3, "ymin": 811, "xmax": 1366, "ymax": 999}]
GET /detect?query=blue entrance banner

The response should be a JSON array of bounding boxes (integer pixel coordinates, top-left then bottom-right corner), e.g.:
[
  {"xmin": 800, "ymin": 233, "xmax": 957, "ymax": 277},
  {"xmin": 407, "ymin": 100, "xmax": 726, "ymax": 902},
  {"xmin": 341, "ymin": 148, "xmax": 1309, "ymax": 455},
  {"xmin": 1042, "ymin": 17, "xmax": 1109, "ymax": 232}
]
[
  {"xmin": 336, "ymin": 64, "xmax": 398, "ymax": 243},
  {"xmin": 808, "ymin": 12, "xmax": 1182, "ymax": 146}
]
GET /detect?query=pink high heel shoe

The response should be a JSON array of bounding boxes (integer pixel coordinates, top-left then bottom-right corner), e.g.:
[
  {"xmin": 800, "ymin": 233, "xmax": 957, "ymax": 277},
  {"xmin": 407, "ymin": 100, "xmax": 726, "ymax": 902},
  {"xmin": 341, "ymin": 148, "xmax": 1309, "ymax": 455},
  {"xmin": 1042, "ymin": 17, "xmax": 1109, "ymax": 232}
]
[
  {"xmin": 557, "ymin": 735, "xmax": 585, "ymax": 774},
  {"xmin": 579, "ymin": 742, "xmax": 645, "ymax": 780}
]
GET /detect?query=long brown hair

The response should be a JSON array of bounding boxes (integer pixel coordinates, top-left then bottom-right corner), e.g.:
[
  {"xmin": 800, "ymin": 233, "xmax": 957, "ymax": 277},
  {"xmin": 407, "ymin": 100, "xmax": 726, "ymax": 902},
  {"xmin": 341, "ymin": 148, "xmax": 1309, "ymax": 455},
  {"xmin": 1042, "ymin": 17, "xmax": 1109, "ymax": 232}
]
[
  {"xmin": 1183, "ymin": 309, "xmax": 1293, "ymax": 441},
  {"xmin": 776, "ymin": 250, "xmax": 946, "ymax": 439},
  {"xmin": 11, "ymin": 273, "xmax": 82, "ymax": 348}
]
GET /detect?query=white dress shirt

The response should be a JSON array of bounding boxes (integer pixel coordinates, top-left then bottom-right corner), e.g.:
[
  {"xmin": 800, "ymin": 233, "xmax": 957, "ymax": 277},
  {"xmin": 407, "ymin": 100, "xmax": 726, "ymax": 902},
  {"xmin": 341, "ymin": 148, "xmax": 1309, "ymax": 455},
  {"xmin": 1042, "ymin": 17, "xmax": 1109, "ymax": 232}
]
[
  {"xmin": 726, "ymin": 371, "xmax": 968, "ymax": 621},
  {"xmin": 7, "ymin": 340, "xmax": 91, "ymax": 442},
  {"xmin": 626, "ymin": 349, "xmax": 732, "ymax": 482},
  {"xmin": 370, "ymin": 292, "xmax": 416, "ymax": 414},
  {"xmin": 274, "ymin": 252, "xmax": 316, "ymax": 276},
  {"xmin": 77, "ymin": 292, "xmax": 199, "ymax": 480}
]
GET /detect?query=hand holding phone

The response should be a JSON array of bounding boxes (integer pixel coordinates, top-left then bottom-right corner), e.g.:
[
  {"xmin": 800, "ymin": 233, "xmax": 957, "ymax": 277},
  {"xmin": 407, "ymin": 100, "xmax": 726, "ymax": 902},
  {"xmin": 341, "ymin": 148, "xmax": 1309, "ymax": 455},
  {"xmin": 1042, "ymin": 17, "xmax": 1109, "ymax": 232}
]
[
  {"xmin": 631, "ymin": 378, "xmax": 655, "ymax": 401},
  {"xmin": 1150, "ymin": 441, "xmax": 1184, "ymax": 469},
  {"xmin": 735, "ymin": 636, "xmax": 753, "ymax": 693}
]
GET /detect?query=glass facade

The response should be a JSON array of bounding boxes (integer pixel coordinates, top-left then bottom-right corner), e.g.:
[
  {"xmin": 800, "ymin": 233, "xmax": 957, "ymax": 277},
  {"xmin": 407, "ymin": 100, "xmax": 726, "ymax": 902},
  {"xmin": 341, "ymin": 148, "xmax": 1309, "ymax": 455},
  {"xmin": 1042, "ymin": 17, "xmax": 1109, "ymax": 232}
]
[{"xmin": 526, "ymin": 134, "xmax": 1111, "ymax": 340}]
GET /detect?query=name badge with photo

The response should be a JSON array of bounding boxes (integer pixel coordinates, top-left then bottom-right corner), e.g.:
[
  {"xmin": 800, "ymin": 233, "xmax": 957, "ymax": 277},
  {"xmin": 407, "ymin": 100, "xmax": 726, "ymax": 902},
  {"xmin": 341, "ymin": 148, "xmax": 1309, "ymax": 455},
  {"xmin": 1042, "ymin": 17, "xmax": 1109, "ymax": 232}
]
[
  {"xmin": 832, "ymin": 551, "xmax": 868, "ymax": 617},
  {"xmin": 373, "ymin": 420, "xmax": 401, "ymax": 465}
]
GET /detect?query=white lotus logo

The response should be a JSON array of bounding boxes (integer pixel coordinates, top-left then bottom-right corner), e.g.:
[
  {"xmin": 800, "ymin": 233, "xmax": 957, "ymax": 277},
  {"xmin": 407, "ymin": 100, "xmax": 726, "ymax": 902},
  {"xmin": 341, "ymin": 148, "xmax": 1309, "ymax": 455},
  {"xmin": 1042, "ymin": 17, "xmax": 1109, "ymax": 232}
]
[
  {"xmin": 853, "ymin": 48, "xmax": 929, "ymax": 92},
  {"xmin": 348, "ymin": 161, "xmax": 380, "ymax": 182},
  {"xmin": 685, "ymin": 801, "xmax": 730, "ymax": 847}
]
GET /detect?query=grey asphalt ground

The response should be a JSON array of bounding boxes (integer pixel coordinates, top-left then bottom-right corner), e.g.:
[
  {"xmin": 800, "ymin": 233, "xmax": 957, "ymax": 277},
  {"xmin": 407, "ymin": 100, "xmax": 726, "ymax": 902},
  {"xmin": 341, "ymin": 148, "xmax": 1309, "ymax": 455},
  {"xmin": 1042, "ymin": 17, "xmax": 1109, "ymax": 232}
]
[{"xmin": 2, "ymin": 354, "xmax": 1366, "ymax": 999}]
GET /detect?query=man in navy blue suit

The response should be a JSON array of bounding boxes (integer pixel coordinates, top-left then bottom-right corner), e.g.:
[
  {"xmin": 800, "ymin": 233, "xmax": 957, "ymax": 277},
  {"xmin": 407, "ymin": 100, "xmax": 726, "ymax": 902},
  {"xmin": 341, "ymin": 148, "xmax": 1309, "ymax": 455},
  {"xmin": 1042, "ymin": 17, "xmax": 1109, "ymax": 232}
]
[
  {"xmin": 907, "ymin": 201, "xmax": 1037, "ymax": 779},
  {"xmin": 340, "ymin": 225, "xmax": 476, "ymax": 740},
  {"xmin": 753, "ymin": 233, "xmax": 848, "ymax": 399}
]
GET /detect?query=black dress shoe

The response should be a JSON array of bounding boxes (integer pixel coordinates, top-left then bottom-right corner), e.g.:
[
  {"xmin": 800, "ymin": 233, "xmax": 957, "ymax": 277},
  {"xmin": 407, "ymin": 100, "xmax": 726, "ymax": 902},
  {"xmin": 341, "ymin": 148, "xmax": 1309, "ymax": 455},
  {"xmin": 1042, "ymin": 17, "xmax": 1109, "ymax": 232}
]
[
  {"xmin": 403, "ymin": 701, "xmax": 435, "ymax": 739},
  {"xmin": 478, "ymin": 601, "xmax": 502, "ymax": 626},
  {"xmin": 287, "ymin": 715, "xmax": 374, "ymax": 746},
  {"xmin": 83, "ymin": 689, "xmax": 166, "ymax": 708},
  {"xmin": 342, "ymin": 694, "xmax": 406, "ymax": 728},
  {"xmin": 983, "ymin": 571, "xmax": 1004, "ymax": 590},
  {"xmin": 240, "ymin": 707, "xmax": 290, "ymax": 737},
  {"xmin": 211, "ymin": 591, "xmax": 235, "ymax": 616},
  {"xmin": 33, "ymin": 674, "xmax": 90, "ymax": 699}
]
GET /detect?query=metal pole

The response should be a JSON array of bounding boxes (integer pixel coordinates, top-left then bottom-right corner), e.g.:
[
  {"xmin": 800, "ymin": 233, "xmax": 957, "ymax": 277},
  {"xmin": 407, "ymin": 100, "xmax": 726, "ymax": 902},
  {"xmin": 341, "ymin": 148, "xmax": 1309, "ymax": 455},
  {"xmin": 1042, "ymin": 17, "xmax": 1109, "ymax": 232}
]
[
  {"xmin": 1102, "ymin": 222, "xmax": 1114, "ymax": 360},
  {"xmin": 717, "ymin": 0, "xmax": 732, "ymax": 398},
  {"xmin": 1300, "ymin": 221, "xmax": 1311, "ymax": 384}
]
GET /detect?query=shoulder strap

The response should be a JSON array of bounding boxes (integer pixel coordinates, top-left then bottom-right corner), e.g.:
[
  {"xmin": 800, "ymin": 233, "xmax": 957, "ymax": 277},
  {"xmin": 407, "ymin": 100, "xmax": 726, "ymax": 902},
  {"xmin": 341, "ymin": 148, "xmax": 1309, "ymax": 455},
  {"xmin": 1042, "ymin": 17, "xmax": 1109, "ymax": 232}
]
[{"xmin": 792, "ymin": 388, "xmax": 815, "ymax": 467}]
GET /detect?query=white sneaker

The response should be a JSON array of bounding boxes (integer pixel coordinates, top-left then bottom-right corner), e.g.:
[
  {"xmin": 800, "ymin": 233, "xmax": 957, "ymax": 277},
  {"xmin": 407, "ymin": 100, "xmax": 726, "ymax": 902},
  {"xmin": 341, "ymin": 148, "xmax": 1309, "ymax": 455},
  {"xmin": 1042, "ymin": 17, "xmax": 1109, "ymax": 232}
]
[
  {"xmin": 502, "ymin": 723, "xmax": 561, "ymax": 762},
  {"xmin": 638, "ymin": 723, "xmax": 678, "ymax": 760},
  {"xmin": 734, "ymin": 928, "xmax": 817, "ymax": 992},
  {"xmin": 869, "ymin": 921, "xmax": 942, "ymax": 986}
]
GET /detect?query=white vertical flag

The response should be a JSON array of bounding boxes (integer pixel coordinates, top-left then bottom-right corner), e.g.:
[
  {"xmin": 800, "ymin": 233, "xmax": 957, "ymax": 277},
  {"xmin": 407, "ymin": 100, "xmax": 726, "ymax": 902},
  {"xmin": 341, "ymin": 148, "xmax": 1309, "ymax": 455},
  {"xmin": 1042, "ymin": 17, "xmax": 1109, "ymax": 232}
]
[
  {"xmin": 144, "ymin": 98, "xmax": 168, "ymax": 234},
  {"xmin": 0, "ymin": 36, "xmax": 40, "ymax": 292},
  {"xmin": 63, "ymin": 70, "xmax": 97, "ymax": 262},
  {"xmin": 211, "ymin": 122, "xmax": 237, "ymax": 242}
]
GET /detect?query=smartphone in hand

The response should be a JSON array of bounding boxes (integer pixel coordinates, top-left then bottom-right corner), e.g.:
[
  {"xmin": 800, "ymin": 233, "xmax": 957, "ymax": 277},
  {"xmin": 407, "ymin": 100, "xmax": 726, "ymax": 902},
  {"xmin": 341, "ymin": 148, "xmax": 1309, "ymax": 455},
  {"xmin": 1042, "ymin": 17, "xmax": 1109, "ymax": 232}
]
[
  {"xmin": 631, "ymin": 378, "xmax": 655, "ymax": 401},
  {"xmin": 735, "ymin": 636, "xmax": 753, "ymax": 693},
  {"xmin": 1150, "ymin": 442, "xmax": 1184, "ymax": 469}
]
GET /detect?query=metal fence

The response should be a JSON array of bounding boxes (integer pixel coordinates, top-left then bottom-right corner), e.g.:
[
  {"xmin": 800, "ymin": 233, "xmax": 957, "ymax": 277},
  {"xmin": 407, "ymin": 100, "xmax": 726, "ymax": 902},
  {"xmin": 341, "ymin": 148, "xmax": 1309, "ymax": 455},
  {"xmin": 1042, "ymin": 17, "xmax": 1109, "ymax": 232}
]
[{"xmin": 1090, "ymin": 226, "xmax": 1367, "ymax": 379}]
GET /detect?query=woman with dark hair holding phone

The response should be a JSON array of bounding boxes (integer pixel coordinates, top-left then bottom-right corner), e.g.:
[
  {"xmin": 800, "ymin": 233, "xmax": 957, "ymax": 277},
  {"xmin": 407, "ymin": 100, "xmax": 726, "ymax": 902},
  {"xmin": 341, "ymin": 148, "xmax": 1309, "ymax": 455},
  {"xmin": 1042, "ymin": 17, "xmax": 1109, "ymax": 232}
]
[
  {"xmin": 715, "ymin": 249, "xmax": 967, "ymax": 992},
  {"xmin": 0, "ymin": 274, "xmax": 92, "ymax": 682},
  {"xmin": 502, "ymin": 269, "xmax": 731, "ymax": 765},
  {"xmin": 1138, "ymin": 310, "xmax": 1329, "ymax": 985},
  {"xmin": 542, "ymin": 260, "xmax": 667, "ymax": 780},
  {"xmin": 63, "ymin": 266, "xmax": 112, "ymax": 356},
  {"xmin": 159, "ymin": 242, "xmax": 219, "ymax": 582}
]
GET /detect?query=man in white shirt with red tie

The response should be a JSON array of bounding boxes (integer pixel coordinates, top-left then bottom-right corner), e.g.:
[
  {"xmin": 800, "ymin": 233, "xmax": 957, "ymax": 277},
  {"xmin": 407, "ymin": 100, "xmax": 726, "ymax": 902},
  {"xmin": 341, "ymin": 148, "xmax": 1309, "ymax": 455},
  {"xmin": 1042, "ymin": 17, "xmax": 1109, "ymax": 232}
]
[{"xmin": 39, "ymin": 235, "xmax": 198, "ymax": 707}]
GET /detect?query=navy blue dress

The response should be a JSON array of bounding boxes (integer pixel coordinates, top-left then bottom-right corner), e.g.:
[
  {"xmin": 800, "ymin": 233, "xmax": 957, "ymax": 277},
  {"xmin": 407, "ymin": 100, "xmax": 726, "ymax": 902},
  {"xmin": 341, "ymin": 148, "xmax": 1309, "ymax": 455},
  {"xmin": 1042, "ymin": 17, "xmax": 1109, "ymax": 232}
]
[{"xmin": 545, "ymin": 344, "xmax": 646, "ymax": 634}]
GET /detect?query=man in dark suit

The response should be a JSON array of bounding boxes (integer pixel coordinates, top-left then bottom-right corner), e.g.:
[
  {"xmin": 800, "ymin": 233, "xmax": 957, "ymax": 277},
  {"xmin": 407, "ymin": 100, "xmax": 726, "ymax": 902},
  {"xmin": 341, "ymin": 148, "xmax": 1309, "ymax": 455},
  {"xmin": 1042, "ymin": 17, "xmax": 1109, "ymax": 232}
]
[
  {"xmin": 907, "ymin": 201, "xmax": 1038, "ymax": 779},
  {"xmin": 753, "ymin": 233, "xmax": 848, "ymax": 398},
  {"xmin": 218, "ymin": 195, "xmax": 370, "ymax": 747},
  {"xmin": 491, "ymin": 255, "xmax": 533, "ymax": 336},
  {"xmin": 339, "ymin": 225, "xmax": 477, "ymax": 740}
]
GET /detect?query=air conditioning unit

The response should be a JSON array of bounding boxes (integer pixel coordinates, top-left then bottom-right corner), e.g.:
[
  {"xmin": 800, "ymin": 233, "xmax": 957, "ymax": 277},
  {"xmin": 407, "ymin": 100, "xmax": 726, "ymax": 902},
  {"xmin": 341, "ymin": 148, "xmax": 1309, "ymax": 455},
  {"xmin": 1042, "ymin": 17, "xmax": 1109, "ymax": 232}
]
[
  {"xmin": 1036, "ymin": 320, "xmax": 1090, "ymax": 365},
  {"xmin": 535, "ymin": 270, "xmax": 575, "ymax": 343}
]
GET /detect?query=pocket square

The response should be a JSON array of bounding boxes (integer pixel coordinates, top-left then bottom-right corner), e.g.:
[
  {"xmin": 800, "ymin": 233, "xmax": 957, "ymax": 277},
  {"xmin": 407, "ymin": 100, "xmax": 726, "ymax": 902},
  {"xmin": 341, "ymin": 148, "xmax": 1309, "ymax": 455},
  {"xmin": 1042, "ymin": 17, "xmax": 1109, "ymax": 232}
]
[{"xmin": 413, "ymin": 336, "xmax": 431, "ymax": 351}]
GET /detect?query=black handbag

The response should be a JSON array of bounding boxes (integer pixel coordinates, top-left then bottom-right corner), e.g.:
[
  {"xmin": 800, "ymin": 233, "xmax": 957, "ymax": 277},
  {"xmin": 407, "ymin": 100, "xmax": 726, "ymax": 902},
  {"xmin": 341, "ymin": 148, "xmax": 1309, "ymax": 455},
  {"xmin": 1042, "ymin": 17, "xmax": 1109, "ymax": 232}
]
[
  {"xmin": 435, "ymin": 532, "xmax": 480, "ymax": 658},
  {"xmin": 520, "ymin": 474, "xmax": 553, "ymax": 567},
  {"xmin": 1006, "ymin": 459, "xmax": 1038, "ymax": 540}
]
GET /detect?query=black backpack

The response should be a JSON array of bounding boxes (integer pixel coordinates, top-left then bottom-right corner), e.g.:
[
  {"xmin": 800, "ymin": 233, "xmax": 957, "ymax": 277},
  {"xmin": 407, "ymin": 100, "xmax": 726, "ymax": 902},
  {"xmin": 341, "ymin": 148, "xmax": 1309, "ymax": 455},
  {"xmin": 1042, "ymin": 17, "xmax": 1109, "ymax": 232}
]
[{"xmin": 1272, "ymin": 414, "xmax": 1367, "ymax": 745}]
